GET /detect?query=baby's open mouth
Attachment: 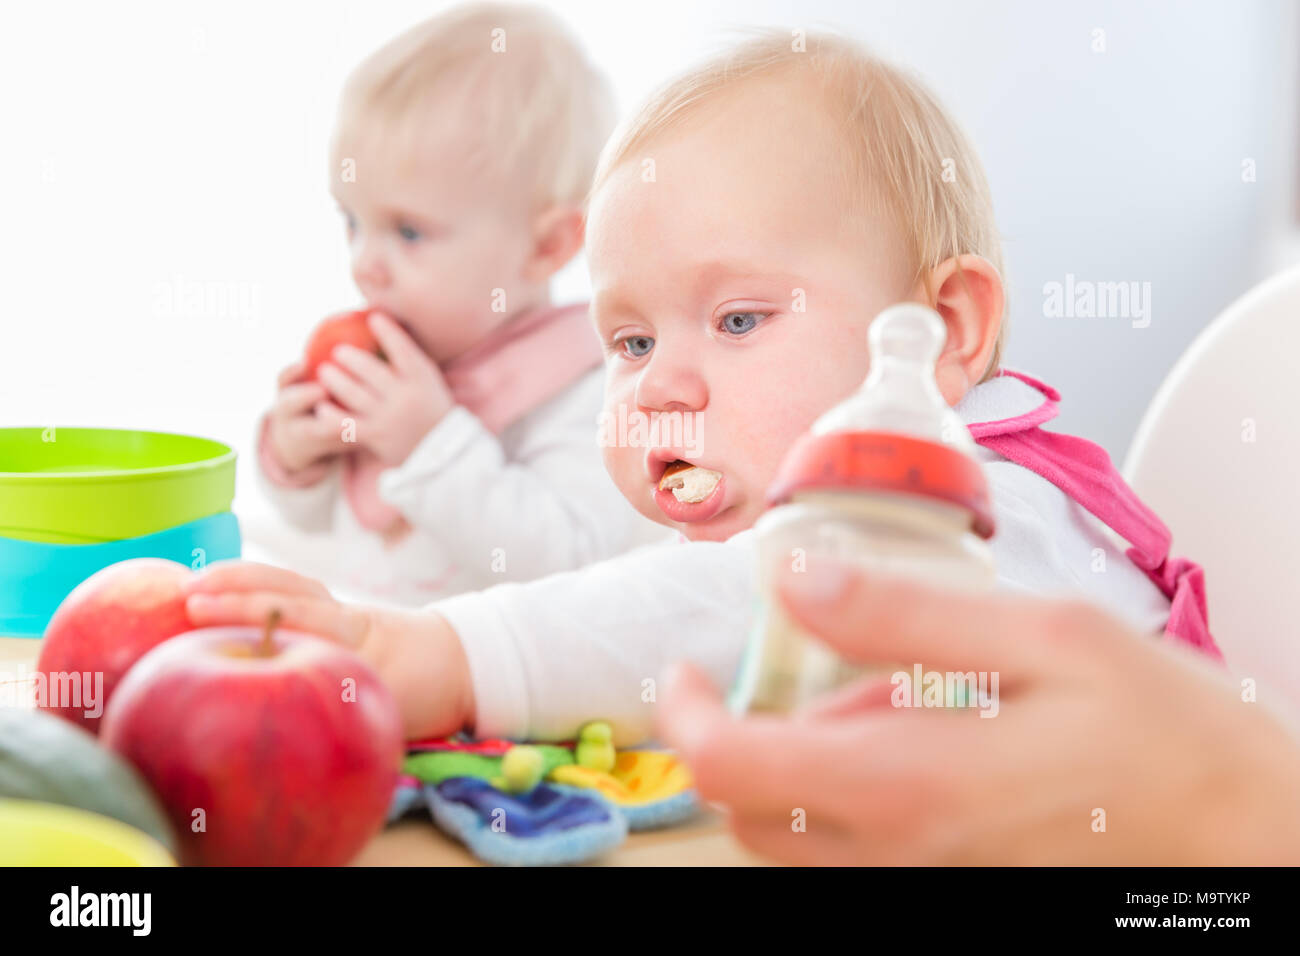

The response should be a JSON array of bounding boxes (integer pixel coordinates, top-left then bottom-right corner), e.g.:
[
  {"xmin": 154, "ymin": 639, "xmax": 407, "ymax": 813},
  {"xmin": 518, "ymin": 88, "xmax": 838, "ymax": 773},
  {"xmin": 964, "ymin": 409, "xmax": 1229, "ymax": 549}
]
[{"xmin": 657, "ymin": 460, "xmax": 723, "ymax": 503}]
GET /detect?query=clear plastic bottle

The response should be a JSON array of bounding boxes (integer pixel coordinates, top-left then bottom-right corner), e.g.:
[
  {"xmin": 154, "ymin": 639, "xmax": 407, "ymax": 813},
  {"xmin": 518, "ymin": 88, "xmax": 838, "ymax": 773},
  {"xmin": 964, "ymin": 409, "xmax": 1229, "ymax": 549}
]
[{"xmin": 729, "ymin": 303, "xmax": 998, "ymax": 715}]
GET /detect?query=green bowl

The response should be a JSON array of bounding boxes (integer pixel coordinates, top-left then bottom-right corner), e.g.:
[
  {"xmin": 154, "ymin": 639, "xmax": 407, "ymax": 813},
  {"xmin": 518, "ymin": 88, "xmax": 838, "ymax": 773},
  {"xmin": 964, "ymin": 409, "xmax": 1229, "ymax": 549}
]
[{"xmin": 0, "ymin": 427, "xmax": 236, "ymax": 544}]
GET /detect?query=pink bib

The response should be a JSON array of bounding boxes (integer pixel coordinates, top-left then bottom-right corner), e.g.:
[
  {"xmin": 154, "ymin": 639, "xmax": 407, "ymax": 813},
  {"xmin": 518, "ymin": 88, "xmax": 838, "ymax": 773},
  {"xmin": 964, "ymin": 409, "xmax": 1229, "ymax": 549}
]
[{"xmin": 968, "ymin": 370, "xmax": 1222, "ymax": 662}]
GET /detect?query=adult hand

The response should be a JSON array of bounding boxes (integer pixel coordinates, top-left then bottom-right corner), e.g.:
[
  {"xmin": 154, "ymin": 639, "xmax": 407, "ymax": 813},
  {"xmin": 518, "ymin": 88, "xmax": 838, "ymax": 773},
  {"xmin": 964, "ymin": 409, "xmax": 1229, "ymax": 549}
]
[{"xmin": 657, "ymin": 559, "xmax": 1300, "ymax": 864}]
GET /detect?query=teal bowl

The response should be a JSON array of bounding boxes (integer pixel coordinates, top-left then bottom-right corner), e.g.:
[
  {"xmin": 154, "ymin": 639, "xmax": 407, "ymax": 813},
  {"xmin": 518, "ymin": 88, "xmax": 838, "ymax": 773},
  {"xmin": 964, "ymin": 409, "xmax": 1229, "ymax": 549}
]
[{"xmin": 0, "ymin": 512, "xmax": 241, "ymax": 637}]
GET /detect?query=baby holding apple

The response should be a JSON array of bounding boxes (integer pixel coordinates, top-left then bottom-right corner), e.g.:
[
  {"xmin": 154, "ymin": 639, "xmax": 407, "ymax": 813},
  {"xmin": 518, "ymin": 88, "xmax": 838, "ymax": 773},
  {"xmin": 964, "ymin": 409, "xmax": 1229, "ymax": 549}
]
[
  {"xmin": 258, "ymin": 3, "xmax": 667, "ymax": 606},
  {"xmin": 208, "ymin": 31, "xmax": 1218, "ymax": 746}
]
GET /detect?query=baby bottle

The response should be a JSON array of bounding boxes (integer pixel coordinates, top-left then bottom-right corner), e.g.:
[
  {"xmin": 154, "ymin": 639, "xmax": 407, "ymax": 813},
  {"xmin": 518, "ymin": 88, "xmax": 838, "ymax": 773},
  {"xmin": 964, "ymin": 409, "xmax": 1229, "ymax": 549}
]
[{"xmin": 729, "ymin": 303, "xmax": 998, "ymax": 715}]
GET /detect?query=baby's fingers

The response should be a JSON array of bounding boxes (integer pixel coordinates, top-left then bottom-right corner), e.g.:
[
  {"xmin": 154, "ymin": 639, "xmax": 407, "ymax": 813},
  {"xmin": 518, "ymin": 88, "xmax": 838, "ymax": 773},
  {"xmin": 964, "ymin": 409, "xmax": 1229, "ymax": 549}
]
[
  {"xmin": 317, "ymin": 362, "xmax": 377, "ymax": 412},
  {"xmin": 331, "ymin": 344, "xmax": 395, "ymax": 393},
  {"xmin": 277, "ymin": 360, "xmax": 308, "ymax": 388},
  {"xmin": 368, "ymin": 312, "xmax": 433, "ymax": 377},
  {"xmin": 312, "ymin": 400, "xmax": 353, "ymax": 431},
  {"xmin": 184, "ymin": 560, "xmax": 332, "ymax": 599},
  {"xmin": 185, "ymin": 591, "xmax": 369, "ymax": 649},
  {"xmin": 272, "ymin": 381, "xmax": 326, "ymax": 418}
]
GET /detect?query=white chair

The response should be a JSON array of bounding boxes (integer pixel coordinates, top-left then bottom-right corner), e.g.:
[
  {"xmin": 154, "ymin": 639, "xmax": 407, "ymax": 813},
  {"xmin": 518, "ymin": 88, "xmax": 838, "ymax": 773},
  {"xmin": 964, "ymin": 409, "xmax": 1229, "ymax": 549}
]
[{"xmin": 1124, "ymin": 262, "xmax": 1300, "ymax": 710}]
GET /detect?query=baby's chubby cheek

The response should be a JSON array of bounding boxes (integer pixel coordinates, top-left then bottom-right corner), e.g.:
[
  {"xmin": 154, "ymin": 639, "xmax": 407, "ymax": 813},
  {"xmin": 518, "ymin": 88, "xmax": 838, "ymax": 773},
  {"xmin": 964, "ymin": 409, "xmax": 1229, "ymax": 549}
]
[
  {"xmin": 598, "ymin": 439, "xmax": 632, "ymax": 495},
  {"xmin": 596, "ymin": 413, "xmax": 657, "ymax": 513},
  {"xmin": 723, "ymin": 400, "xmax": 815, "ymax": 494}
]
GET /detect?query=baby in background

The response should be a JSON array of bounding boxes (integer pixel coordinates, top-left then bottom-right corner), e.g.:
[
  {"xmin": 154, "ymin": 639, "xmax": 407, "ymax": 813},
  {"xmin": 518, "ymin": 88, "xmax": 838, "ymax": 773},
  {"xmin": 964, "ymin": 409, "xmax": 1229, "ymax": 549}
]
[
  {"xmin": 258, "ymin": 3, "xmax": 666, "ymax": 605},
  {"xmin": 201, "ymin": 30, "xmax": 1218, "ymax": 745}
]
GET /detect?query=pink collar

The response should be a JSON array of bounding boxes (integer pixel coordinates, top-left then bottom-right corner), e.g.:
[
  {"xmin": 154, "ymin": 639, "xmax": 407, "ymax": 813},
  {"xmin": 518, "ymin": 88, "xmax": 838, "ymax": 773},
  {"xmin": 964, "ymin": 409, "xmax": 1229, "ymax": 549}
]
[
  {"xmin": 965, "ymin": 369, "xmax": 1061, "ymax": 439},
  {"xmin": 963, "ymin": 368, "xmax": 1222, "ymax": 662},
  {"xmin": 441, "ymin": 302, "xmax": 603, "ymax": 435}
]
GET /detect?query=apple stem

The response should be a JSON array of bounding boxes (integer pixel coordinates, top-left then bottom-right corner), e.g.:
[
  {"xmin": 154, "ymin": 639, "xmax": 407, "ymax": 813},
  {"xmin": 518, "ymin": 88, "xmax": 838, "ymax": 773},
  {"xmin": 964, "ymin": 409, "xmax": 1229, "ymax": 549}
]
[{"xmin": 262, "ymin": 609, "xmax": 281, "ymax": 656}]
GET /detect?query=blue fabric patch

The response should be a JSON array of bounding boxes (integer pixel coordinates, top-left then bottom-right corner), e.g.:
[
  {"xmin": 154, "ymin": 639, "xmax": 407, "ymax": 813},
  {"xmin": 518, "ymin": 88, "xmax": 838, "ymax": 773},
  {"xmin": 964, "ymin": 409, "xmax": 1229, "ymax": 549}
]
[
  {"xmin": 435, "ymin": 778, "xmax": 612, "ymax": 837},
  {"xmin": 425, "ymin": 780, "xmax": 627, "ymax": 866}
]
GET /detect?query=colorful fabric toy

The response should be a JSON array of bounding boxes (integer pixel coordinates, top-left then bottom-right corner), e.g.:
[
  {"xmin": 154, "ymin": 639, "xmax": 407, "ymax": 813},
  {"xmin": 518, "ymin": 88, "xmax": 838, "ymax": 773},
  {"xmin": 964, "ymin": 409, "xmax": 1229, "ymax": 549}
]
[
  {"xmin": 385, "ymin": 725, "xmax": 699, "ymax": 865},
  {"xmin": 549, "ymin": 750, "xmax": 698, "ymax": 831}
]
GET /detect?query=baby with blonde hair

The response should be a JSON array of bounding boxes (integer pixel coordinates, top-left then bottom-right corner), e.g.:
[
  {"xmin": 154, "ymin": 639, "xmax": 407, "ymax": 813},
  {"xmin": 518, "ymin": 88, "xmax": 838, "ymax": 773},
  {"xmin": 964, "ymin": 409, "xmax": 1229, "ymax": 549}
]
[
  {"xmin": 257, "ymin": 3, "xmax": 666, "ymax": 605},
  {"xmin": 209, "ymin": 30, "xmax": 1218, "ymax": 744}
]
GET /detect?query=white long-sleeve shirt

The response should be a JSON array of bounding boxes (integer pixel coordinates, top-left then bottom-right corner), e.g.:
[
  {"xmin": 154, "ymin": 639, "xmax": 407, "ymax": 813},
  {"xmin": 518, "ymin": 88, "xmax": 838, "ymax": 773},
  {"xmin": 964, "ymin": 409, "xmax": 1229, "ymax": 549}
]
[
  {"xmin": 433, "ymin": 373, "xmax": 1174, "ymax": 746},
  {"xmin": 254, "ymin": 367, "xmax": 670, "ymax": 606}
]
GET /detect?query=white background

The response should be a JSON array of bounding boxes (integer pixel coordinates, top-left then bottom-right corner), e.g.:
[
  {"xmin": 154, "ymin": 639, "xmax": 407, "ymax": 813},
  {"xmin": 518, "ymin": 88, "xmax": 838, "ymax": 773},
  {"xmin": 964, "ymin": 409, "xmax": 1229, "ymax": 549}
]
[{"xmin": 1, "ymin": 0, "xmax": 1295, "ymax": 522}]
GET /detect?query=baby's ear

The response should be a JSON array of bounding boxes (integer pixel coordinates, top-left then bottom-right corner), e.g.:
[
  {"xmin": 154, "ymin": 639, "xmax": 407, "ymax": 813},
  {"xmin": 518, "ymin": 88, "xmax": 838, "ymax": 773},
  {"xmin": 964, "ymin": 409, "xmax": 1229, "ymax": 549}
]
[
  {"xmin": 921, "ymin": 254, "xmax": 1004, "ymax": 406},
  {"xmin": 522, "ymin": 204, "xmax": 586, "ymax": 283}
]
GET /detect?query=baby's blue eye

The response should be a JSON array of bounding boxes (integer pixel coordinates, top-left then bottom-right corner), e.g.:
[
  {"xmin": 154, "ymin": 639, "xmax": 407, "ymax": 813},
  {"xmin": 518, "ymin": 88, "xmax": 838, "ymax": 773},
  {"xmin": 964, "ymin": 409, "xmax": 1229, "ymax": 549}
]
[
  {"xmin": 721, "ymin": 312, "xmax": 763, "ymax": 335},
  {"xmin": 343, "ymin": 212, "xmax": 357, "ymax": 234},
  {"xmin": 398, "ymin": 224, "xmax": 421, "ymax": 242},
  {"xmin": 621, "ymin": 335, "xmax": 654, "ymax": 358}
]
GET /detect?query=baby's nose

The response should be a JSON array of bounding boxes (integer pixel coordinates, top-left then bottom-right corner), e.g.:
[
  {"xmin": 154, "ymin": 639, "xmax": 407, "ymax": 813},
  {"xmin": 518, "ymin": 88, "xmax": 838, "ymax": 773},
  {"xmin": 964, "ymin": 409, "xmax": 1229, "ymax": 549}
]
[
  {"xmin": 351, "ymin": 242, "xmax": 389, "ymax": 291},
  {"xmin": 635, "ymin": 354, "xmax": 708, "ymax": 413}
]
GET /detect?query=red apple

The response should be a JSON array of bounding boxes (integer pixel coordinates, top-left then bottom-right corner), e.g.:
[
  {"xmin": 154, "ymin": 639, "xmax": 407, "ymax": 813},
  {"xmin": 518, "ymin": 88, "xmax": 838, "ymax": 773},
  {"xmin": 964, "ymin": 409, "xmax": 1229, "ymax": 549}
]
[
  {"xmin": 100, "ymin": 619, "xmax": 404, "ymax": 867},
  {"xmin": 36, "ymin": 557, "xmax": 195, "ymax": 734},
  {"xmin": 302, "ymin": 309, "xmax": 384, "ymax": 382}
]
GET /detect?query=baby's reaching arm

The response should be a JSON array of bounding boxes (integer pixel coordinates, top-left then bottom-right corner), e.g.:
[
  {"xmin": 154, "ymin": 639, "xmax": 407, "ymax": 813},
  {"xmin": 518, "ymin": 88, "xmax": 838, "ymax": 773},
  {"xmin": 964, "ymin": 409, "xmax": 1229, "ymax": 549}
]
[
  {"xmin": 432, "ymin": 530, "xmax": 757, "ymax": 746},
  {"xmin": 184, "ymin": 533, "xmax": 756, "ymax": 746}
]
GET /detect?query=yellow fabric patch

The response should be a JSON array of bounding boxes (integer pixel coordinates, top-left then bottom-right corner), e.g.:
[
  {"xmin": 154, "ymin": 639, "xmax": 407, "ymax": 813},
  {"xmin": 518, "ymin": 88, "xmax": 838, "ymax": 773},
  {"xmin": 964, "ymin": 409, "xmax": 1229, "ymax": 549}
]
[{"xmin": 548, "ymin": 751, "xmax": 693, "ymax": 805}]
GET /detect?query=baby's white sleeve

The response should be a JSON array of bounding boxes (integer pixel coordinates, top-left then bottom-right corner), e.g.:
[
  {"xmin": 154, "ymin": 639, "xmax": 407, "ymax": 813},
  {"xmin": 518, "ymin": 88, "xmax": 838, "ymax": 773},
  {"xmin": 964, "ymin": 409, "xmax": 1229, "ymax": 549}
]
[
  {"xmin": 430, "ymin": 530, "xmax": 758, "ymax": 747},
  {"xmin": 377, "ymin": 395, "xmax": 650, "ymax": 586}
]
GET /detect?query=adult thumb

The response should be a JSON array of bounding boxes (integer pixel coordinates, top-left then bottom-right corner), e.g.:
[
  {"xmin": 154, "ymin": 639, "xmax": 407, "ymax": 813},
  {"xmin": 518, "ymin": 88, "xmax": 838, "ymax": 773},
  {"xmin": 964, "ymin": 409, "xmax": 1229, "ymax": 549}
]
[{"xmin": 773, "ymin": 557, "xmax": 1058, "ymax": 679}]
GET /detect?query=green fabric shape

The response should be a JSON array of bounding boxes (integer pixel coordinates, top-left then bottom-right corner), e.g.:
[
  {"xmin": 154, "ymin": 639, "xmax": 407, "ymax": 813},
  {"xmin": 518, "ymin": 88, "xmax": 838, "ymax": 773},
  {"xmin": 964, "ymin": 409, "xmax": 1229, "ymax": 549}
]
[
  {"xmin": 575, "ymin": 721, "xmax": 616, "ymax": 772},
  {"xmin": 403, "ymin": 745, "xmax": 575, "ymax": 786},
  {"xmin": 492, "ymin": 746, "xmax": 547, "ymax": 793}
]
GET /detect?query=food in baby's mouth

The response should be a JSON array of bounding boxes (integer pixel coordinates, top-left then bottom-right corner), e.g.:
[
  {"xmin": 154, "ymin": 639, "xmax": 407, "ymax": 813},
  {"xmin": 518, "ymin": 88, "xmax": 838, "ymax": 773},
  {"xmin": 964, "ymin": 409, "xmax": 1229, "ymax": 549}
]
[{"xmin": 658, "ymin": 461, "xmax": 722, "ymax": 503}]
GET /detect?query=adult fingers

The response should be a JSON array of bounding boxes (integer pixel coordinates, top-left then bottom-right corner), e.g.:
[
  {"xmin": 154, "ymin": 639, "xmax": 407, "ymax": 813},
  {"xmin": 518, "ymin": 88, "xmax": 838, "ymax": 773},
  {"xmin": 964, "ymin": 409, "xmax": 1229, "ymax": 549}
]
[
  {"xmin": 773, "ymin": 558, "xmax": 1105, "ymax": 681},
  {"xmin": 796, "ymin": 673, "xmax": 897, "ymax": 722},
  {"xmin": 656, "ymin": 661, "xmax": 891, "ymax": 819},
  {"xmin": 660, "ymin": 663, "xmax": 1011, "ymax": 840},
  {"xmin": 728, "ymin": 815, "xmax": 868, "ymax": 866}
]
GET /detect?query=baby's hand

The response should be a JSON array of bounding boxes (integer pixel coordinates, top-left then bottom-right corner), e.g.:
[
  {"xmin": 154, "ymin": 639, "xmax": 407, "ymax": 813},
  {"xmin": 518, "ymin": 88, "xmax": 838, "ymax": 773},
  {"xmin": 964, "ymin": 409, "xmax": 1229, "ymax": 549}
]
[
  {"xmin": 264, "ymin": 361, "xmax": 348, "ymax": 474},
  {"xmin": 183, "ymin": 561, "xmax": 474, "ymax": 741},
  {"xmin": 314, "ymin": 312, "xmax": 455, "ymax": 467}
]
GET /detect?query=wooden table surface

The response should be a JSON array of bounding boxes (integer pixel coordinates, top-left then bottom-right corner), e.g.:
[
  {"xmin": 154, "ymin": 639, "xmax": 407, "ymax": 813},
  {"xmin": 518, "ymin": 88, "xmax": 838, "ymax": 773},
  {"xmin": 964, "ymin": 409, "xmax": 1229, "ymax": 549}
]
[{"xmin": 0, "ymin": 635, "xmax": 765, "ymax": 866}]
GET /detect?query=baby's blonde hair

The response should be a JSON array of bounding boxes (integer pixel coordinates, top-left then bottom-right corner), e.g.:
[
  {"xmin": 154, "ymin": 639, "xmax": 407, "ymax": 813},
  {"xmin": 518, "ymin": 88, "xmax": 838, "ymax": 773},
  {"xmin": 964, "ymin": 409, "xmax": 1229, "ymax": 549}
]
[
  {"xmin": 591, "ymin": 29, "xmax": 1005, "ymax": 379},
  {"xmin": 332, "ymin": 2, "xmax": 615, "ymax": 212}
]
